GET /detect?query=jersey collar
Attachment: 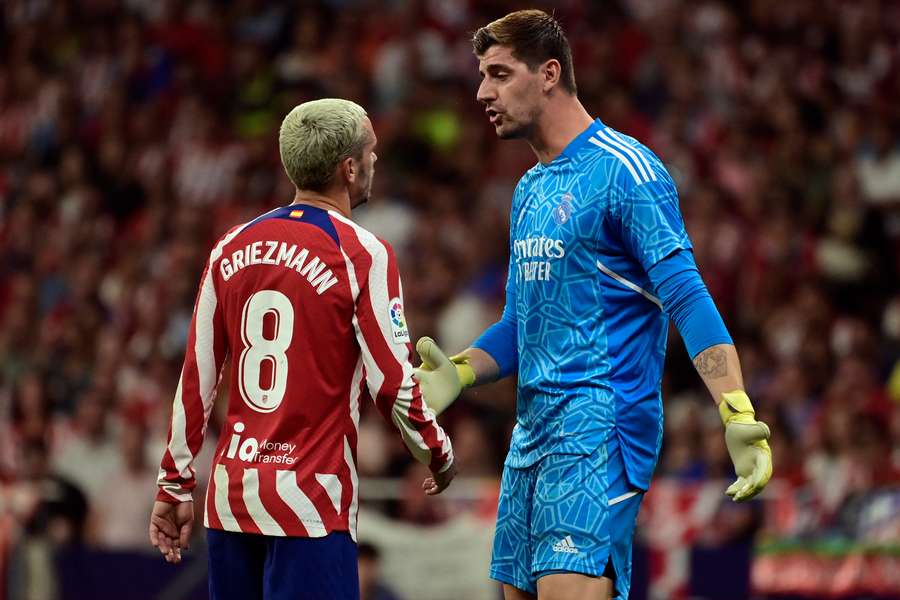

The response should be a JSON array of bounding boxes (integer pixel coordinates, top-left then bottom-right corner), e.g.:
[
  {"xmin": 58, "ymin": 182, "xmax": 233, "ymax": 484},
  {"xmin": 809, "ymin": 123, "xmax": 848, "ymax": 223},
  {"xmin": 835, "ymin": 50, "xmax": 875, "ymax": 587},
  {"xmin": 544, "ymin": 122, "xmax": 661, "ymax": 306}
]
[
  {"xmin": 536, "ymin": 118, "xmax": 605, "ymax": 170},
  {"xmin": 555, "ymin": 118, "xmax": 605, "ymax": 164}
]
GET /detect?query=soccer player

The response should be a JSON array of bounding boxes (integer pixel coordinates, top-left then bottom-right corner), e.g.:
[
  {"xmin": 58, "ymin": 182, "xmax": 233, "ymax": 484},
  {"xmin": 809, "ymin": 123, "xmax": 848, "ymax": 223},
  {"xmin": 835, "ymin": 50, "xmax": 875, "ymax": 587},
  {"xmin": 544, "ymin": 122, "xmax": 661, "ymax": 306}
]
[
  {"xmin": 149, "ymin": 99, "xmax": 455, "ymax": 600},
  {"xmin": 413, "ymin": 10, "xmax": 772, "ymax": 600}
]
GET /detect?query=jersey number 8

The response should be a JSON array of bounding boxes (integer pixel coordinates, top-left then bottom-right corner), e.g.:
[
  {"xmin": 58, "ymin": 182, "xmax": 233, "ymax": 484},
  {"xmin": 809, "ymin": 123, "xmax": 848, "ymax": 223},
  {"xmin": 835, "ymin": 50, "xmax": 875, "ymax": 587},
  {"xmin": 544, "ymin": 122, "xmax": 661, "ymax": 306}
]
[{"xmin": 238, "ymin": 290, "xmax": 293, "ymax": 413}]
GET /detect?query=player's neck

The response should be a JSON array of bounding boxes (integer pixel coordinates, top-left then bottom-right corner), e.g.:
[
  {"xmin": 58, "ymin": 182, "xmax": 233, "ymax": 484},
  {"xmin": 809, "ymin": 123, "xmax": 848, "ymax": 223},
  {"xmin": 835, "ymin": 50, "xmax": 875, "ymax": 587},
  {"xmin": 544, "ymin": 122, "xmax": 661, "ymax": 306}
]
[
  {"xmin": 290, "ymin": 189, "xmax": 352, "ymax": 219},
  {"xmin": 528, "ymin": 96, "xmax": 594, "ymax": 165}
]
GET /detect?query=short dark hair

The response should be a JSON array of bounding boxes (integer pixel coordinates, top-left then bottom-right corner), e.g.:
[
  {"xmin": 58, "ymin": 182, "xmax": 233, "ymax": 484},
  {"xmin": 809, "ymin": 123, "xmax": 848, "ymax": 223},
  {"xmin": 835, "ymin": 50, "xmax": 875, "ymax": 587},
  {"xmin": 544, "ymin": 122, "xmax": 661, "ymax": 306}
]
[{"xmin": 472, "ymin": 9, "xmax": 577, "ymax": 95}]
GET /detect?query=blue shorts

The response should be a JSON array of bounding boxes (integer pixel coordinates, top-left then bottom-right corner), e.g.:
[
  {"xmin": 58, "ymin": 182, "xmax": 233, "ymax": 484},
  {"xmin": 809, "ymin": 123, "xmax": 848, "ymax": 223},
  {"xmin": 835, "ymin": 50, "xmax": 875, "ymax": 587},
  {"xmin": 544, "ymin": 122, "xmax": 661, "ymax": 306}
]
[
  {"xmin": 489, "ymin": 437, "xmax": 644, "ymax": 599},
  {"xmin": 207, "ymin": 529, "xmax": 358, "ymax": 600}
]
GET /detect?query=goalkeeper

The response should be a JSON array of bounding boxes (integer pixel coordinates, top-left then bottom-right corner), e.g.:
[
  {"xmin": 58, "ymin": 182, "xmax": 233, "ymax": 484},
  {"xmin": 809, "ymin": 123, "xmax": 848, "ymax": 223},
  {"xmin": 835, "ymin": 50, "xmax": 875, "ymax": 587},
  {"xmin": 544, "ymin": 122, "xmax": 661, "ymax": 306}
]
[{"xmin": 414, "ymin": 9, "xmax": 772, "ymax": 600}]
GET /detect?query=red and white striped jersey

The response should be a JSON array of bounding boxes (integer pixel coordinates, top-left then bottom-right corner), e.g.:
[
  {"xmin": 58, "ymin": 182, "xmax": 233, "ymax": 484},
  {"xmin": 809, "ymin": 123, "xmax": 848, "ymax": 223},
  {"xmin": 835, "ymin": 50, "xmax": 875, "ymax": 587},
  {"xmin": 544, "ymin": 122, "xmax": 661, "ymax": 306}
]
[{"xmin": 157, "ymin": 203, "xmax": 453, "ymax": 540}]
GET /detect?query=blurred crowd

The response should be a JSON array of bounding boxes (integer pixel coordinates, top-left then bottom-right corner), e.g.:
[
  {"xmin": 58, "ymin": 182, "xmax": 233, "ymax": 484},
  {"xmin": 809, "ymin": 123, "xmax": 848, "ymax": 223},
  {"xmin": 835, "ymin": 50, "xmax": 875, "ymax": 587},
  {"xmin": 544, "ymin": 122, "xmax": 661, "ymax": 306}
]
[{"xmin": 1, "ymin": 0, "xmax": 899, "ymax": 582}]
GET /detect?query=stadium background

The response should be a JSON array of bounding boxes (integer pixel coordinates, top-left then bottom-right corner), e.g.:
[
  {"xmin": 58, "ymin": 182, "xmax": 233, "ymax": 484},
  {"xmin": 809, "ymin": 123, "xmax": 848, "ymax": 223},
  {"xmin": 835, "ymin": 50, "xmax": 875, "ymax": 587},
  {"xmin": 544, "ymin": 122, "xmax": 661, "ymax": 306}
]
[{"xmin": 1, "ymin": 0, "xmax": 899, "ymax": 598}]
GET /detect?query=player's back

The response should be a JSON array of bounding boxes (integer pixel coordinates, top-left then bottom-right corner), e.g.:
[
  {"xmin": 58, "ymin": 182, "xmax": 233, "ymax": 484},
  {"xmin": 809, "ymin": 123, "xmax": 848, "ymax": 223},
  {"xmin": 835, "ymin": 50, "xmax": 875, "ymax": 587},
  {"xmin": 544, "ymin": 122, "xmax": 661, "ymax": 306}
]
[
  {"xmin": 158, "ymin": 201, "xmax": 452, "ymax": 540},
  {"xmin": 159, "ymin": 203, "xmax": 366, "ymax": 540},
  {"xmin": 204, "ymin": 204, "xmax": 359, "ymax": 537}
]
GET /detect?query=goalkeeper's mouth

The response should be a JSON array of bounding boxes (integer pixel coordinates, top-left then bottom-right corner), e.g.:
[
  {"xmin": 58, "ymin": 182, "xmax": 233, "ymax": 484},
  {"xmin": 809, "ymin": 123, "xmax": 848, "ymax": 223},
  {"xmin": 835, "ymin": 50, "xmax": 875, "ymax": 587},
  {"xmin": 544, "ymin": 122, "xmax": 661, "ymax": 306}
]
[{"xmin": 486, "ymin": 108, "xmax": 502, "ymax": 124}]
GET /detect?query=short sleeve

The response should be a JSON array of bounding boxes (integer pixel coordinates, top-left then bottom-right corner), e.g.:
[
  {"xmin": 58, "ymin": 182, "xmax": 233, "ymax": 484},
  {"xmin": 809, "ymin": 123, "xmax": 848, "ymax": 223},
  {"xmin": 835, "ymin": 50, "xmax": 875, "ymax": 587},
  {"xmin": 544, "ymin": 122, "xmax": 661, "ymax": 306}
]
[{"xmin": 614, "ymin": 175, "xmax": 692, "ymax": 272}]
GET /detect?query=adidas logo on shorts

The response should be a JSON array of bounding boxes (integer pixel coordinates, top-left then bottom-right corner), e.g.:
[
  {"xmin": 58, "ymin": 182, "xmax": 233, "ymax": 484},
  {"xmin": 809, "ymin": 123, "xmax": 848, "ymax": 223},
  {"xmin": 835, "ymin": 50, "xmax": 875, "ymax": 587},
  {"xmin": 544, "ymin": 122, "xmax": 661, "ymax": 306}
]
[{"xmin": 552, "ymin": 535, "xmax": 579, "ymax": 554}]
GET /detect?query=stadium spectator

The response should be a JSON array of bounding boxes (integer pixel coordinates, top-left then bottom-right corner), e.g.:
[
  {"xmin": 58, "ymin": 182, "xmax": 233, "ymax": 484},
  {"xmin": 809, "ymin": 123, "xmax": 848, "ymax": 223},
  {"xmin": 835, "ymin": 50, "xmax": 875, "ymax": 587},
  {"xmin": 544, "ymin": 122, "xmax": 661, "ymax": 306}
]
[
  {"xmin": 358, "ymin": 542, "xmax": 401, "ymax": 600},
  {"xmin": 0, "ymin": 0, "xmax": 898, "ymax": 597}
]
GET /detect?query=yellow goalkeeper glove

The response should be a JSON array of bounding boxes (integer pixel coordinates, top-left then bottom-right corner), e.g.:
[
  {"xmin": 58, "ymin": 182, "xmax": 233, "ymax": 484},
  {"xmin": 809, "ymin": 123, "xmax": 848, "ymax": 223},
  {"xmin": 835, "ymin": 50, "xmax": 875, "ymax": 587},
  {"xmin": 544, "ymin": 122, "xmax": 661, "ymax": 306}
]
[
  {"xmin": 412, "ymin": 337, "xmax": 475, "ymax": 415},
  {"xmin": 719, "ymin": 390, "xmax": 773, "ymax": 502}
]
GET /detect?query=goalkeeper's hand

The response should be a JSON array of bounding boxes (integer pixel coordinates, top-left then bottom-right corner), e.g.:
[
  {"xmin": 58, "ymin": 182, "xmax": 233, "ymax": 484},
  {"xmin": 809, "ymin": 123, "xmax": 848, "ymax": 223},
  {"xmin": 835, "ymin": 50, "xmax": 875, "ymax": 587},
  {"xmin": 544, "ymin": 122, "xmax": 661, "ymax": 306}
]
[
  {"xmin": 412, "ymin": 337, "xmax": 475, "ymax": 415},
  {"xmin": 719, "ymin": 390, "xmax": 773, "ymax": 502}
]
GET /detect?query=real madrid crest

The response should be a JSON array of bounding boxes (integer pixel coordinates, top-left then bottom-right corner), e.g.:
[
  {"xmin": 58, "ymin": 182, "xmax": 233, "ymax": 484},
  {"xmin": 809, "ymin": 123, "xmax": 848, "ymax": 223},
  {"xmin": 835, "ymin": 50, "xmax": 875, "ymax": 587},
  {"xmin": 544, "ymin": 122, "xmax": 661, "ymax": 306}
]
[{"xmin": 553, "ymin": 193, "xmax": 574, "ymax": 225}]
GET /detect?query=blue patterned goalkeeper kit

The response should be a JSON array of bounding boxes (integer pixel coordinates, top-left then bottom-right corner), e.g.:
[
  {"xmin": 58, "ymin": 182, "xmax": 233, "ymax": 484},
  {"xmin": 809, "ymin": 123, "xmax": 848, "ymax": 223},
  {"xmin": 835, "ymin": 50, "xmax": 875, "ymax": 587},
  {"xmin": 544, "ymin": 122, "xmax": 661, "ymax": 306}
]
[{"xmin": 487, "ymin": 119, "xmax": 692, "ymax": 597}]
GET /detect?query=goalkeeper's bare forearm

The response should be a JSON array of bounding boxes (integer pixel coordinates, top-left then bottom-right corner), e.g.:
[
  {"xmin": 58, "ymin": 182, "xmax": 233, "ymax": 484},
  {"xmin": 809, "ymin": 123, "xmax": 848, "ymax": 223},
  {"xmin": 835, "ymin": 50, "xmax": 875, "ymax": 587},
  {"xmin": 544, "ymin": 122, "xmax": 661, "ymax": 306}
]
[
  {"xmin": 693, "ymin": 342, "xmax": 773, "ymax": 501},
  {"xmin": 692, "ymin": 343, "xmax": 745, "ymax": 407},
  {"xmin": 649, "ymin": 251, "xmax": 772, "ymax": 501}
]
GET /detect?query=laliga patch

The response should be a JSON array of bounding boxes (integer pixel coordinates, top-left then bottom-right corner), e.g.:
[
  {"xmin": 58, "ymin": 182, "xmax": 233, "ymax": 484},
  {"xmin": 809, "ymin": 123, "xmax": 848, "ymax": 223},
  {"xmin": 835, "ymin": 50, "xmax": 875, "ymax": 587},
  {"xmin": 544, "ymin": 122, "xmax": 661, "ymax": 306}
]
[{"xmin": 388, "ymin": 297, "xmax": 410, "ymax": 344}]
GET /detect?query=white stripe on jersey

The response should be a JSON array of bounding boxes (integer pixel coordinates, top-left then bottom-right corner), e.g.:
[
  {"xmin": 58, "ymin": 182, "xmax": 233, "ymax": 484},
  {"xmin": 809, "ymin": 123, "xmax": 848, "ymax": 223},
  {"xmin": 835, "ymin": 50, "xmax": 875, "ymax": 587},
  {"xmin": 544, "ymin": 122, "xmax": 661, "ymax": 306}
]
[
  {"xmin": 588, "ymin": 137, "xmax": 643, "ymax": 184},
  {"xmin": 359, "ymin": 229, "xmax": 435, "ymax": 464},
  {"xmin": 275, "ymin": 470, "xmax": 327, "ymax": 537},
  {"xmin": 340, "ymin": 248, "xmax": 364, "ymax": 434},
  {"xmin": 243, "ymin": 468, "xmax": 286, "ymax": 536},
  {"xmin": 162, "ymin": 224, "xmax": 244, "ymax": 494},
  {"xmin": 596, "ymin": 259, "xmax": 663, "ymax": 309},
  {"xmin": 339, "ymin": 245, "xmax": 382, "ymax": 409},
  {"xmin": 157, "ymin": 378, "xmax": 192, "ymax": 502},
  {"xmin": 340, "ymin": 239, "xmax": 375, "ymax": 539},
  {"xmin": 608, "ymin": 490, "xmax": 640, "ymax": 506},
  {"xmin": 194, "ymin": 253, "xmax": 219, "ymax": 419},
  {"xmin": 315, "ymin": 473, "xmax": 342, "ymax": 515},
  {"xmin": 596, "ymin": 128, "xmax": 656, "ymax": 183},
  {"xmin": 203, "ymin": 475, "xmax": 212, "ymax": 528},
  {"xmin": 343, "ymin": 436, "xmax": 359, "ymax": 542},
  {"xmin": 349, "ymin": 356, "xmax": 363, "ymax": 432},
  {"xmin": 213, "ymin": 464, "xmax": 240, "ymax": 530},
  {"xmin": 340, "ymin": 245, "xmax": 361, "ymax": 303},
  {"xmin": 331, "ymin": 212, "xmax": 443, "ymax": 467},
  {"xmin": 604, "ymin": 128, "xmax": 657, "ymax": 182},
  {"xmin": 346, "ymin": 357, "xmax": 363, "ymax": 539},
  {"xmin": 340, "ymin": 252, "xmax": 386, "ymax": 405}
]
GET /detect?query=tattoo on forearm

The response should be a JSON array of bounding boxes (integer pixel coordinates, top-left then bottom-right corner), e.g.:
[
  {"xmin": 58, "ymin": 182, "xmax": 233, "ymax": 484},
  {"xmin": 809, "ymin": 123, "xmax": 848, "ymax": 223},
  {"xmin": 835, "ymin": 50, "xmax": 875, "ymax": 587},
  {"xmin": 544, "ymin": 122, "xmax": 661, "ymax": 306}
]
[{"xmin": 693, "ymin": 347, "xmax": 728, "ymax": 379}]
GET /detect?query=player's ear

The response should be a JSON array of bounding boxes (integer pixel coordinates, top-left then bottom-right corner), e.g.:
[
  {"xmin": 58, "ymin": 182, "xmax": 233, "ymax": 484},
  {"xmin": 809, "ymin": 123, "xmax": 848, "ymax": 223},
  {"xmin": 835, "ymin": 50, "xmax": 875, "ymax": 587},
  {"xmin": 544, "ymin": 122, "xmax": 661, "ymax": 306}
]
[
  {"xmin": 541, "ymin": 59, "xmax": 561, "ymax": 92},
  {"xmin": 339, "ymin": 156, "xmax": 356, "ymax": 185}
]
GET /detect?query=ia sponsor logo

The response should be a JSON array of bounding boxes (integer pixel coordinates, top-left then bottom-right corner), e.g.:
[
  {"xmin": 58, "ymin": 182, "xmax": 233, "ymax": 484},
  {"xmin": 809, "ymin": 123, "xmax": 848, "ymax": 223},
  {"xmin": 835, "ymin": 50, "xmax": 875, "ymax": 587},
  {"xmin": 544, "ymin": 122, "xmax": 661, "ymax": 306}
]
[{"xmin": 224, "ymin": 422, "xmax": 297, "ymax": 465}]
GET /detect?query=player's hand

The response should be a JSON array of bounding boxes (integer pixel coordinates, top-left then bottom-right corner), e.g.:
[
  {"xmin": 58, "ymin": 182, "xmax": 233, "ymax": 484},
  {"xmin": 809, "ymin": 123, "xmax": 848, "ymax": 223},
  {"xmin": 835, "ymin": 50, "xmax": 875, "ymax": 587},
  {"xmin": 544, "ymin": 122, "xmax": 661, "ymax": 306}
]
[
  {"xmin": 719, "ymin": 391, "xmax": 773, "ymax": 502},
  {"xmin": 413, "ymin": 337, "xmax": 475, "ymax": 415},
  {"xmin": 423, "ymin": 461, "xmax": 457, "ymax": 496},
  {"xmin": 149, "ymin": 500, "xmax": 194, "ymax": 564}
]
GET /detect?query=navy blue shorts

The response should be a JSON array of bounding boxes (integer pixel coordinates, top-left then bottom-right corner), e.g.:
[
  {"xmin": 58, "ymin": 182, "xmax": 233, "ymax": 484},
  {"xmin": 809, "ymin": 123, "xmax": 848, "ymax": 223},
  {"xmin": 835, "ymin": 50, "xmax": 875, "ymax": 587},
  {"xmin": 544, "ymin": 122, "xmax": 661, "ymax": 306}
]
[{"xmin": 207, "ymin": 529, "xmax": 359, "ymax": 600}]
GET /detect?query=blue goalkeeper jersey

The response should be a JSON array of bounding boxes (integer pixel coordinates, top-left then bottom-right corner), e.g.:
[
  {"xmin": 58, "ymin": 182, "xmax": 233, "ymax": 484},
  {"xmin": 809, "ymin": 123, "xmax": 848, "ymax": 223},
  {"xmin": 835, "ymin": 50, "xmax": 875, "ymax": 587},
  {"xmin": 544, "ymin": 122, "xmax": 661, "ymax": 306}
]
[{"xmin": 498, "ymin": 118, "xmax": 691, "ymax": 489}]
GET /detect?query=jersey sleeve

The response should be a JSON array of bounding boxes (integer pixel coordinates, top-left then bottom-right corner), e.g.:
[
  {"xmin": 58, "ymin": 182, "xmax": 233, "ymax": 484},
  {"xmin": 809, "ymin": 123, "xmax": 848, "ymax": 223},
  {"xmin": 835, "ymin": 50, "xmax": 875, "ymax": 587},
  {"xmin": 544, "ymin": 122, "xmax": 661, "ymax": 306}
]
[
  {"xmin": 613, "ymin": 173, "xmax": 692, "ymax": 272},
  {"xmin": 472, "ymin": 182, "xmax": 521, "ymax": 377},
  {"xmin": 352, "ymin": 239, "xmax": 453, "ymax": 473},
  {"xmin": 472, "ymin": 253, "xmax": 518, "ymax": 377},
  {"xmin": 648, "ymin": 249, "xmax": 733, "ymax": 358},
  {"xmin": 157, "ymin": 244, "xmax": 230, "ymax": 503}
]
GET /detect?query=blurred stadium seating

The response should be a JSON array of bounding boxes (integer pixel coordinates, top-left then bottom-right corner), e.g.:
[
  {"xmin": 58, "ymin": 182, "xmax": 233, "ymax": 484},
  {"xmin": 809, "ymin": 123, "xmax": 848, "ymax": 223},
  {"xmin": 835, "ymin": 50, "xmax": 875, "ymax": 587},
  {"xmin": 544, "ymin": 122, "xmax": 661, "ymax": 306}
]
[{"xmin": 1, "ymin": 1, "xmax": 899, "ymax": 599}]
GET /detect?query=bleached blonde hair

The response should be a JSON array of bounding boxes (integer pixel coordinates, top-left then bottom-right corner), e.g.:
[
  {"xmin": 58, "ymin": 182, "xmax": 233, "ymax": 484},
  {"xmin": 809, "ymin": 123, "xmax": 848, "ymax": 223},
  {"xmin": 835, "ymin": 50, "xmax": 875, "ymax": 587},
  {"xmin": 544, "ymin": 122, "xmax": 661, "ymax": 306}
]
[{"xmin": 279, "ymin": 99, "xmax": 369, "ymax": 191}]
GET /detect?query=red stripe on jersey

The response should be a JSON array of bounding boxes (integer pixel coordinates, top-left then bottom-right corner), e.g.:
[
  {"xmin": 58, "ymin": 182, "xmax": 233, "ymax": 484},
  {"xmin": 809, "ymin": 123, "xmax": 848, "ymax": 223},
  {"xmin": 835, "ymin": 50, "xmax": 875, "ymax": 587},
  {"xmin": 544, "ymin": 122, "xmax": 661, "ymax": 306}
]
[
  {"xmin": 382, "ymin": 245, "xmax": 448, "ymax": 471},
  {"xmin": 226, "ymin": 464, "xmax": 261, "ymax": 535},
  {"xmin": 256, "ymin": 469, "xmax": 310, "ymax": 537},
  {"xmin": 310, "ymin": 478, "xmax": 340, "ymax": 529},
  {"xmin": 342, "ymin": 428, "xmax": 359, "ymax": 516},
  {"xmin": 331, "ymin": 221, "xmax": 394, "ymax": 422},
  {"xmin": 158, "ymin": 205, "xmax": 449, "ymax": 539},
  {"xmin": 159, "ymin": 447, "xmax": 178, "ymax": 488},
  {"xmin": 181, "ymin": 268, "xmax": 211, "ymax": 464},
  {"xmin": 210, "ymin": 297, "xmax": 228, "ymax": 398},
  {"xmin": 205, "ymin": 469, "xmax": 223, "ymax": 530},
  {"xmin": 158, "ymin": 224, "xmax": 239, "ymax": 500},
  {"xmin": 331, "ymin": 216, "xmax": 451, "ymax": 472}
]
